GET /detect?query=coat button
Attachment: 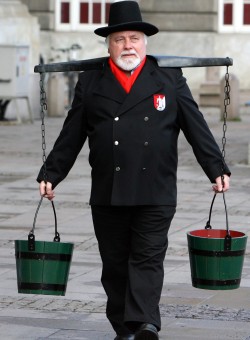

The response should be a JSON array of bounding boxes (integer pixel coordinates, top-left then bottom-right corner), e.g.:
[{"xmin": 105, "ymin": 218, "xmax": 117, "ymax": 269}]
[
  {"xmin": 115, "ymin": 167, "xmax": 120, "ymax": 172},
  {"xmin": 144, "ymin": 142, "xmax": 149, "ymax": 146},
  {"xmin": 114, "ymin": 141, "xmax": 119, "ymax": 145},
  {"xmin": 144, "ymin": 117, "xmax": 149, "ymax": 121},
  {"xmin": 114, "ymin": 117, "xmax": 119, "ymax": 121}
]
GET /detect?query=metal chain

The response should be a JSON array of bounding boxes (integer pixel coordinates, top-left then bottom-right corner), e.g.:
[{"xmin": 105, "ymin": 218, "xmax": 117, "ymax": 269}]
[
  {"xmin": 37, "ymin": 71, "xmax": 60, "ymax": 242},
  {"xmin": 205, "ymin": 65, "xmax": 231, "ymax": 244},
  {"xmin": 219, "ymin": 65, "xmax": 231, "ymax": 188},
  {"xmin": 221, "ymin": 65, "xmax": 231, "ymax": 162},
  {"xmin": 39, "ymin": 72, "xmax": 48, "ymax": 183},
  {"xmin": 221, "ymin": 64, "xmax": 231, "ymax": 240}
]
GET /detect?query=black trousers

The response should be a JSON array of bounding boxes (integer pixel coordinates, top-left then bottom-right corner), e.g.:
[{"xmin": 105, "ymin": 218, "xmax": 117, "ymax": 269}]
[{"xmin": 91, "ymin": 205, "xmax": 176, "ymax": 335}]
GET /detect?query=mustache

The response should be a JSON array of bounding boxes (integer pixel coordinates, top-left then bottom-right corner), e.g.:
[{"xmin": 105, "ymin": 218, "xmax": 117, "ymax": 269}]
[{"xmin": 120, "ymin": 50, "xmax": 139, "ymax": 57}]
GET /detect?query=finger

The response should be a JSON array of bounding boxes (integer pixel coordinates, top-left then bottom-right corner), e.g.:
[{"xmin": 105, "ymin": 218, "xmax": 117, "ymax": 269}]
[
  {"xmin": 214, "ymin": 176, "xmax": 226, "ymax": 192},
  {"xmin": 40, "ymin": 181, "xmax": 55, "ymax": 200},
  {"xmin": 212, "ymin": 183, "xmax": 228, "ymax": 193},
  {"xmin": 212, "ymin": 186, "xmax": 221, "ymax": 193},
  {"xmin": 220, "ymin": 178, "xmax": 229, "ymax": 192},
  {"xmin": 223, "ymin": 177, "xmax": 230, "ymax": 191},
  {"xmin": 45, "ymin": 182, "xmax": 52, "ymax": 194},
  {"xmin": 44, "ymin": 183, "xmax": 55, "ymax": 200},
  {"xmin": 217, "ymin": 183, "xmax": 223, "ymax": 192},
  {"xmin": 46, "ymin": 193, "xmax": 55, "ymax": 201},
  {"xmin": 39, "ymin": 181, "xmax": 47, "ymax": 196}
]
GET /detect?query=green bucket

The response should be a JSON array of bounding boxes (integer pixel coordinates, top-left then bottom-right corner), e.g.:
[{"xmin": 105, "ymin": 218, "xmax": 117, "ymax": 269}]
[
  {"xmin": 15, "ymin": 239, "xmax": 73, "ymax": 295},
  {"xmin": 187, "ymin": 229, "xmax": 247, "ymax": 290},
  {"xmin": 187, "ymin": 193, "xmax": 247, "ymax": 290},
  {"xmin": 15, "ymin": 198, "xmax": 74, "ymax": 296}
]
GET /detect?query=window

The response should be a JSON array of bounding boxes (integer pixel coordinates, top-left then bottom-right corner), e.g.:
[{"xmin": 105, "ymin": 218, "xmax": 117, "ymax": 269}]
[
  {"xmin": 61, "ymin": 2, "xmax": 70, "ymax": 23},
  {"xmin": 223, "ymin": 2, "xmax": 233, "ymax": 25},
  {"xmin": 219, "ymin": 0, "xmax": 250, "ymax": 32},
  {"xmin": 243, "ymin": 0, "xmax": 250, "ymax": 24},
  {"xmin": 55, "ymin": 0, "xmax": 112, "ymax": 31}
]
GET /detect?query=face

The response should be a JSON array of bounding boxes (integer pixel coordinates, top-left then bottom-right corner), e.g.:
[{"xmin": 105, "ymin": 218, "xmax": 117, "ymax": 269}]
[{"xmin": 107, "ymin": 31, "xmax": 147, "ymax": 71}]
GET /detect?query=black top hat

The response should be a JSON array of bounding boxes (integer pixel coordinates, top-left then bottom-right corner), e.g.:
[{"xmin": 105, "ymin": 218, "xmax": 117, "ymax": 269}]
[{"xmin": 94, "ymin": 1, "xmax": 159, "ymax": 37}]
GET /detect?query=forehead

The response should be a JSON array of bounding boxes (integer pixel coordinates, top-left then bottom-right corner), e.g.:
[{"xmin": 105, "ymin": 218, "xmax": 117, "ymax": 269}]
[{"xmin": 109, "ymin": 31, "xmax": 144, "ymax": 39}]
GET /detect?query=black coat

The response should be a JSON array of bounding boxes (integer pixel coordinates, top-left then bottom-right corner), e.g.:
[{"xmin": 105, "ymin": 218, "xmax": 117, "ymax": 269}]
[{"xmin": 37, "ymin": 56, "xmax": 230, "ymax": 206}]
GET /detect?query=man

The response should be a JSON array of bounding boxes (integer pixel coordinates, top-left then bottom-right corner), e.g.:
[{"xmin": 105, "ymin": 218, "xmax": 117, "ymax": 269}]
[{"xmin": 38, "ymin": 1, "xmax": 230, "ymax": 339}]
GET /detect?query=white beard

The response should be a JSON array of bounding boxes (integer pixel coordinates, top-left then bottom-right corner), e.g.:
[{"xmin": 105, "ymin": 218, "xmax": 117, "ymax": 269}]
[{"xmin": 115, "ymin": 50, "xmax": 141, "ymax": 71}]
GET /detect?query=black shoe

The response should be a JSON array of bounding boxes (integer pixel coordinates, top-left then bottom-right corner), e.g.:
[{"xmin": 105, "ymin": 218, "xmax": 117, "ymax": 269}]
[
  {"xmin": 114, "ymin": 335, "xmax": 135, "ymax": 340},
  {"xmin": 134, "ymin": 323, "xmax": 159, "ymax": 340}
]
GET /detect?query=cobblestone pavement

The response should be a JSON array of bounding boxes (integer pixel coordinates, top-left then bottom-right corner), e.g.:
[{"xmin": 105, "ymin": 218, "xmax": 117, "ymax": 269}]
[{"xmin": 1, "ymin": 294, "xmax": 250, "ymax": 322}]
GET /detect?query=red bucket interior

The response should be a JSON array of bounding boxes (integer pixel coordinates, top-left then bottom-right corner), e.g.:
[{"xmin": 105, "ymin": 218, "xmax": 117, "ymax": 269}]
[{"xmin": 189, "ymin": 229, "xmax": 246, "ymax": 239}]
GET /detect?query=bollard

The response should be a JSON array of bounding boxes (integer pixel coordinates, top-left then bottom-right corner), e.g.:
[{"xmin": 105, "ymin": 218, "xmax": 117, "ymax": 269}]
[
  {"xmin": 199, "ymin": 67, "xmax": 220, "ymax": 107},
  {"xmin": 47, "ymin": 73, "xmax": 65, "ymax": 117}
]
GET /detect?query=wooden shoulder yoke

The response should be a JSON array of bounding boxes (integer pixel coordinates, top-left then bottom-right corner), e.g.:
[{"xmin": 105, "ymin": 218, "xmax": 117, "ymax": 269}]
[{"xmin": 34, "ymin": 55, "xmax": 233, "ymax": 73}]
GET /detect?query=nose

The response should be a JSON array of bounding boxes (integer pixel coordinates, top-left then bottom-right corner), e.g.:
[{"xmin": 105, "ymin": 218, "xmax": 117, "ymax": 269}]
[{"xmin": 124, "ymin": 38, "xmax": 132, "ymax": 49}]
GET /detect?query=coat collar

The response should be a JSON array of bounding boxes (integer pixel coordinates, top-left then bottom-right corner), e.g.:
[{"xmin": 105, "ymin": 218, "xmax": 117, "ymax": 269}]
[
  {"xmin": 93, "ymin": 56, "xmax": 164, "ymax": 116},
  {"xmin": 93, "ymin": 59, "xmax": 126, "ymax": 103}
]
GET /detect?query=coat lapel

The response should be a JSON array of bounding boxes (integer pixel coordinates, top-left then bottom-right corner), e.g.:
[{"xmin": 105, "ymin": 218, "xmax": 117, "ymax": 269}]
[
  {"xmin": 93, "ymin": 57, "xmax": 164, "ymax": 115},
  {"xmin": 116, "ymin": 58, "xmax": 164, "ymax": 116},
  {"xmin": 93, "ymin": 61, "xmax": 127, "ymax": 103}
]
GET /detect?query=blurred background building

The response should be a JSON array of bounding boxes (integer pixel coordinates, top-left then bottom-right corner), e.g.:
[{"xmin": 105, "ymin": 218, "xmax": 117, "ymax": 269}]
[{"xmin": 0, "ymin": 0, "xmax": 249, "ymax": 119}]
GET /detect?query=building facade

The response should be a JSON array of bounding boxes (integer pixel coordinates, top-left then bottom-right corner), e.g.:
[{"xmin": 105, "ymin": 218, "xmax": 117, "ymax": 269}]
[
  {"xmin": 19, "ymin": 0, "xmax": 250, "ymax": 90},
  {"xmin": 0, "ymin": 0, "xmax": 249, "ymax": 118}
]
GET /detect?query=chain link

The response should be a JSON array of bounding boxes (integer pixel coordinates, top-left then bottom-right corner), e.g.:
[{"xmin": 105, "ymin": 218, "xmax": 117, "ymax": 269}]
[
  {"xmin": 221, "ymin": 64, "xmax": 231, "ymax": 237},
  {"xmin": 221, "ymin": 65, "xmax": 230, "ymax": 161},
  {"xmin": 220, "ymin": 63, "xmax": 231, "ymax": 196},
  {"xmin": 39, "ymin": 72, "xmax": 48, "ymax": 182}
]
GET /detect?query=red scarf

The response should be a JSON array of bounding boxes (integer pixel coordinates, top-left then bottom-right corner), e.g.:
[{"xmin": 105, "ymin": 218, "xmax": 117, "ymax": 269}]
[{"xmin": 109, "ymin": 57, "xmax": 146, "ymax": 93}]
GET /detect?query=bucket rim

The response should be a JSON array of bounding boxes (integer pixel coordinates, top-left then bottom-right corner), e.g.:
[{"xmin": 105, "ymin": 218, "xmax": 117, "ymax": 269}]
[
  {"xmin": 187, "ymin": 229, "xmax": 247, "ymax": 239},
  {"xmin": 15, "ymin": 239, "xmax": 74, "ymax": 246}
]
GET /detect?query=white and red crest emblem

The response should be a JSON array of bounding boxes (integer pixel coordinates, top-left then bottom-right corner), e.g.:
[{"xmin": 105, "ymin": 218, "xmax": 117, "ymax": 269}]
[{"xmin": 154, "ymin": 94, "xmax": 166, "ymax": 111}]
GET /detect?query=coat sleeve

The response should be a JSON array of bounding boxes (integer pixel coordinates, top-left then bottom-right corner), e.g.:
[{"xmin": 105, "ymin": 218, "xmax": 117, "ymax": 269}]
[
  {"xmin": 175, "ymin": 69, "xmax": 230, "ymax": 182},
  {"xmin": 37, "ymin": 75, "xmax": 87, "ymax": 188}
]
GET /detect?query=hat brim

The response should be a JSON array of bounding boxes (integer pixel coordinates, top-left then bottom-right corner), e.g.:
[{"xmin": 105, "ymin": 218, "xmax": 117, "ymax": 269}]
[{"xmin": 94, "ymin": 21, "xmax": 159, "ymax": 37}]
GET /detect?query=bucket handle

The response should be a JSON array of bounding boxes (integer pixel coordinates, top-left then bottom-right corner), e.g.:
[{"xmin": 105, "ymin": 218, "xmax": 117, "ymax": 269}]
[
  {"xmin": 205, "ymin": 191, "xmax": 231, "ymax": 250},
  {"xmin": 28, "ymin": 197, "xmax": 60, "ymax": 251}
]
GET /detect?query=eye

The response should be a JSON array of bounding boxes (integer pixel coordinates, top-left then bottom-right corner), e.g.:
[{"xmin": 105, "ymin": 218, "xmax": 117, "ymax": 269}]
[
  {"xmin": 131, "ymin": 37, "xmax": 139, "ymax": 42},
  {"xmin": 115, "ymin": 38, "xmax": 124, "ymax": 43}
]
